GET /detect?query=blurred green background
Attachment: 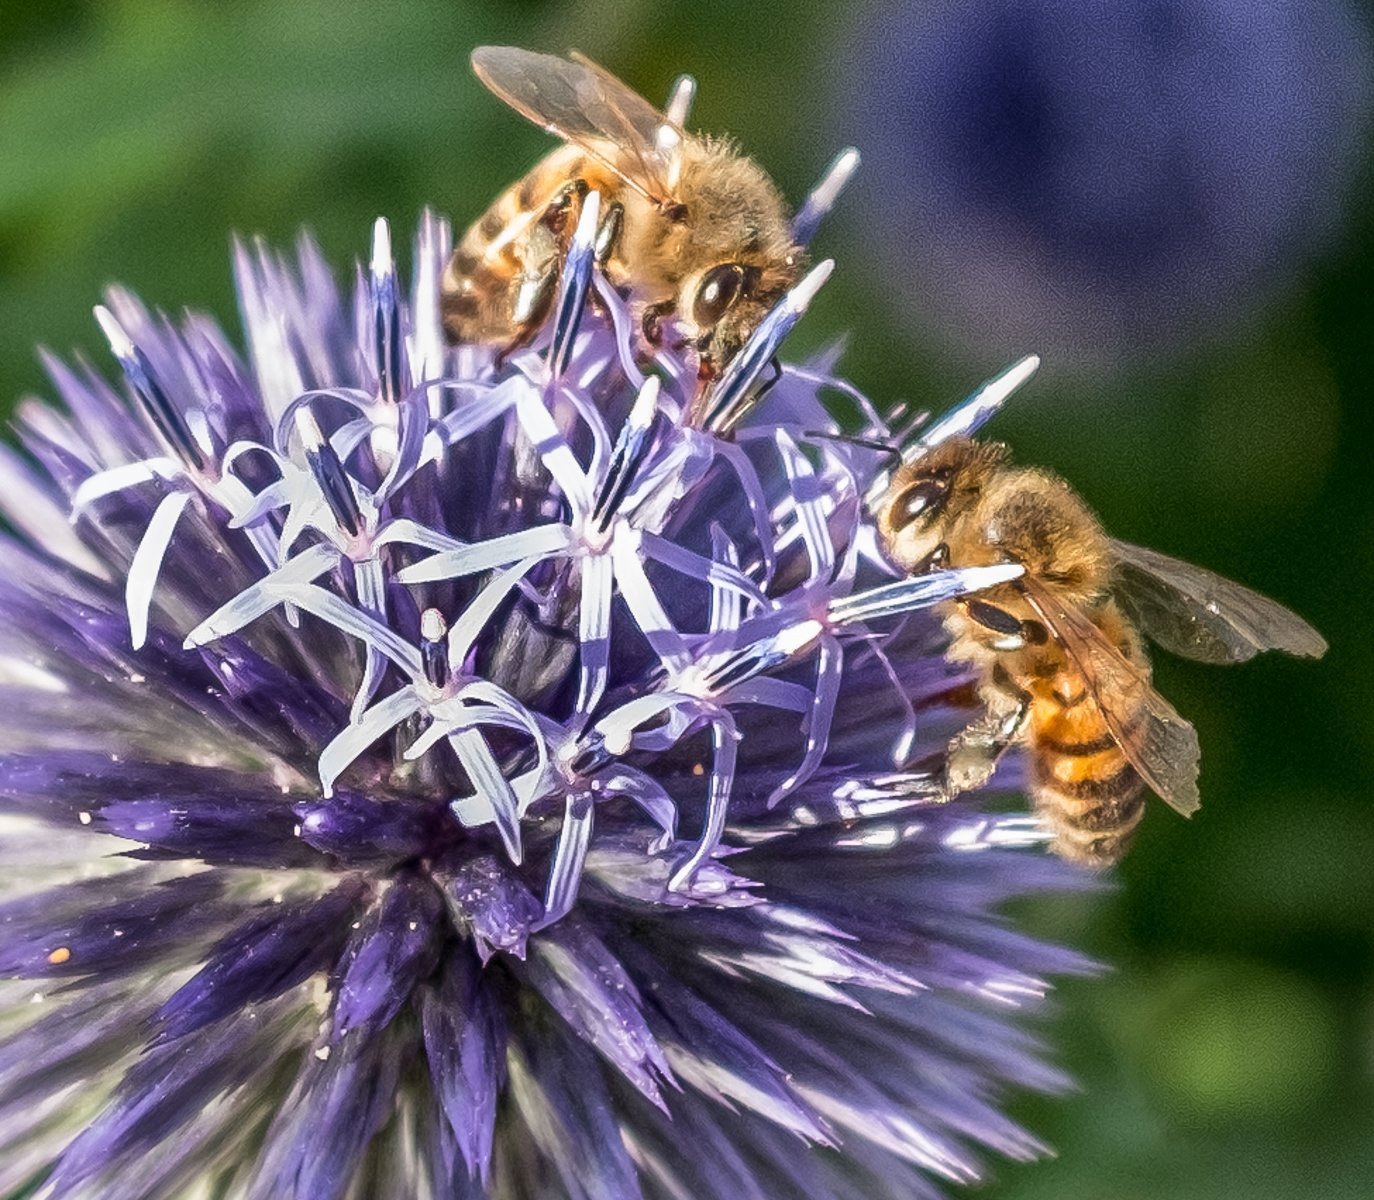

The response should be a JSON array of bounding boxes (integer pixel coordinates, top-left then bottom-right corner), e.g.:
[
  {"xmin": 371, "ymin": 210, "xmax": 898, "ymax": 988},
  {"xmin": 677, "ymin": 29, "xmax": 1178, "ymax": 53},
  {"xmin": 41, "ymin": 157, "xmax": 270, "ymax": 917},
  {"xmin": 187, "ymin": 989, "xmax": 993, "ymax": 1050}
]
[{"xmin": 1, "ymin": 1, "xmax": 1370, "ymax": 1196}]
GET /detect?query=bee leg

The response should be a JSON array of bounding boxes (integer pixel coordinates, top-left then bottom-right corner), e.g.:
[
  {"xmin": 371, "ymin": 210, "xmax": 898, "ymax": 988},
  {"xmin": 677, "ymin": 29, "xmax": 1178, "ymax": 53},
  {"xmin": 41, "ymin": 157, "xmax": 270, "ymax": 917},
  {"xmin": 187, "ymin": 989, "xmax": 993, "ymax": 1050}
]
[
  {"xmin": 594, "ymin": 201, "xmax": 625, "ymax": 267},
  {"xmin": 641, "ymin": 299, "xmax": 676, "ymax": 347},
  {"xmin": 499, "ymin": 270, "xmax": 559, "ymax": 365},
  {"xmin": 497, "ymin": 181, "xmax": 590, "ymax": 366},
  {"xmin": 586, "ymin": 203, "xmax": 627, "ymax": 323},
  {"xmin": 943, "ymin": 693, "xmax": 1030, "ymax": 799}
]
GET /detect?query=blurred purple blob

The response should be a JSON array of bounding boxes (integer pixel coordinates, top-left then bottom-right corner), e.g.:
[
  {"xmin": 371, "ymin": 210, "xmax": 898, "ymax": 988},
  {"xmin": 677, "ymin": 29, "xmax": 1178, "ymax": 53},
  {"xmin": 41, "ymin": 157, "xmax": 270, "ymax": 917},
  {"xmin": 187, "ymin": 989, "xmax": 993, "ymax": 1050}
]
[{"xmin": 843, "ymin": 0, "xmax": 1371, "ymax": 364}]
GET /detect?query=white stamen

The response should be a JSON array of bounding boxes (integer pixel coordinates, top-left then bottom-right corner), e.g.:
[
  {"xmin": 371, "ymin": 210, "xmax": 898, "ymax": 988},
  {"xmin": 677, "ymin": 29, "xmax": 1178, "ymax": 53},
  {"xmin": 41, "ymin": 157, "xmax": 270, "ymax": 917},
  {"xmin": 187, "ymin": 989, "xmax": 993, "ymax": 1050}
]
[
  {"xmin": 664, "ymin": 74, "xmax": 696, "ymax": 128},
  {"xmin": 793, "ymin": 148, "xmax": 861, "ymax": 245},
  {"xmin": 420, "ymin": 608, "xmax": 447, "ymax": 643},
  {"xmin": 912, "ymin": 354, "xmax": 1041, "ymax": 458},
  {"xmin": 628, "ymin": 374, "xmax": 661, "ymax": 431},
  {"xmin": 829, "ymin": 562, "xmax": 1025, "ymax": 626},
  {"xmin": 785, "ymin": 260, "xmax": 835, "ymax": 314},
  {"xmin": 93, "ymin": 305, "xmax": 135, "ymax": 362},
  {"xmin": 293, "ymin": 405, "xmax": 327, "ymax": 454},
  {"xmin": 370, "ymin": 216, "xmax": 393, "ymax": 281}
]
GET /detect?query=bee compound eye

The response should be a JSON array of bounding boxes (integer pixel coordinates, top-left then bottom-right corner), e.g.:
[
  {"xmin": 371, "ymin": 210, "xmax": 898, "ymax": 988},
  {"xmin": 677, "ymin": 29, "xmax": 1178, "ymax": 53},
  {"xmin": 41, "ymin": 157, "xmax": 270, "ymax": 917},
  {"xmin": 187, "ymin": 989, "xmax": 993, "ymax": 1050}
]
[
  {"xmin": 693, "ymin": 263, "xmax": 746, "ymax": 327},
  {"xmin": 893, "ymin": 475, "xmax": 951, "ymax": 530}
]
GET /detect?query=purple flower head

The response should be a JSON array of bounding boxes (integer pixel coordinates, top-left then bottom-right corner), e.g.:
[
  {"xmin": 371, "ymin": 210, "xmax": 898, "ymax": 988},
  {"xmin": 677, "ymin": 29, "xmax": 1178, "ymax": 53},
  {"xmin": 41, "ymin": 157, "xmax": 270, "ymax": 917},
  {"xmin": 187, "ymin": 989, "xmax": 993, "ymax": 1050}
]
[
  {"xmin": 842, "ymin": 0, "xmax": 1372, "ymax": 366},
  {"xmin": 0, "ymin": 151, "xmax": 1092, "ymax": 1196}
]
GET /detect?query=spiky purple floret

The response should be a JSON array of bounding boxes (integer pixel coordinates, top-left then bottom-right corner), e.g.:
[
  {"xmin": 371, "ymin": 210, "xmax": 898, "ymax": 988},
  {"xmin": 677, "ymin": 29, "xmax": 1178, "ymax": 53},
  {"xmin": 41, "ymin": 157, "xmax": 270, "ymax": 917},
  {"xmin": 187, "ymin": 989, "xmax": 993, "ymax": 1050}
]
[{"xmin": 0, "ymin": 201, "xmax": 1093, "ymax": 1200}]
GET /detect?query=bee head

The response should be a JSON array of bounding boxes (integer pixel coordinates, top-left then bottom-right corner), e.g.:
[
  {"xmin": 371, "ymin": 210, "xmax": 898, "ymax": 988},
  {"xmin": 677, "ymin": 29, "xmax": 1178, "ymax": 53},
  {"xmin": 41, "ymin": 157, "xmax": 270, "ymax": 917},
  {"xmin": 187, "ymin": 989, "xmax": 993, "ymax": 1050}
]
[
  {"xmin": 685, "ymin": 262, "xmax": 790, "ymax": 377},
  {"xmin": 876, "ymin": 437, "xmax": 1008, "ymax": 573},
  {"xmin": 668, "ymin": 140, "xmax": 805, "ymax": 376}
]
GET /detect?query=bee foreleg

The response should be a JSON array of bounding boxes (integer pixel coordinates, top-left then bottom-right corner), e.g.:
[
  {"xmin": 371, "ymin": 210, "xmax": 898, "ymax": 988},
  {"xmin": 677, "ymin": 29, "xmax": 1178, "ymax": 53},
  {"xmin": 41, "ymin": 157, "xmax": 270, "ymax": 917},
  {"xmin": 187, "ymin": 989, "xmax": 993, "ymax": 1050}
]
[
  {"xmin": 498, "ymin": 180, "xmax": 591, "ymax": 365},
  {"xmin": 641, "ymin": 299, "xmax": 676, "ymax": 347},
  {"xmin": 943, "ymin": 695, "xmax": 1029, "ymax": 799},
  {"xmin": 594, "ymin": 201, "xmax": 625, "ymax": 267}
]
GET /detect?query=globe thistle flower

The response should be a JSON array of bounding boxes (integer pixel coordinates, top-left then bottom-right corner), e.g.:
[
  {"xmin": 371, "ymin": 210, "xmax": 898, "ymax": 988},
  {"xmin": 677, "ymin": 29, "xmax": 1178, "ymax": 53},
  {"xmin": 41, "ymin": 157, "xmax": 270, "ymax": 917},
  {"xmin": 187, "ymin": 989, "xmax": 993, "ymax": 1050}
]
[
  {"xmin": 0, "ymin": 164, "xmax": 1094, "ymax": 1198},
  {"xmin": 841, "ymin": 0, "xmax": 1371, "ymax": 366}
]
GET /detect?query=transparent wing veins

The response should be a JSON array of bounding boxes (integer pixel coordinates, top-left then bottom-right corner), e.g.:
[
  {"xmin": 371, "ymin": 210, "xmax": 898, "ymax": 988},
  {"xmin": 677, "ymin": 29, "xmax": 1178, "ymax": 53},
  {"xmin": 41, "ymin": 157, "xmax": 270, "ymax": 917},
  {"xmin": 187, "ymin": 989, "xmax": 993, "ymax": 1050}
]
[
  {"xmin": 1112, "ymin": 539, "xmax": 1327, "ymax": 665},
  {"xmin": 1021, "ymin": 578, "xmax": 1202, "ymax": 817},
  {"xmin": 472, "ymin": 46, "xmax": 678, "ymax": 205}
]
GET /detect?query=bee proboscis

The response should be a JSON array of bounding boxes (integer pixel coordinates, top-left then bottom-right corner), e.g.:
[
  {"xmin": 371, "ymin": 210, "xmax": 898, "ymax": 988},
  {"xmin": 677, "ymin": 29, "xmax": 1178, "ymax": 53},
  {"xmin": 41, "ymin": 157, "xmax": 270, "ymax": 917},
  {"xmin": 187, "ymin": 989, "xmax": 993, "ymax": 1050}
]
[{"xmin": 874, "ymin": 437, "xmax": 1327, "ymax": 866}]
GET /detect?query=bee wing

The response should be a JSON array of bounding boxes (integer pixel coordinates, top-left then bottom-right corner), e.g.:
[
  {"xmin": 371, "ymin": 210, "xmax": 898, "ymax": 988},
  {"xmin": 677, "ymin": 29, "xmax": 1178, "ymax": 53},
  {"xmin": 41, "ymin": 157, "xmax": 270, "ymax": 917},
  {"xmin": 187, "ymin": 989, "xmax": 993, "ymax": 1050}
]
[
  {"xmin": 471, "ymin": 46, "xmax": 678, "ymax": 206},
  {"xmin": 1112, "ymin": 539, "xmax": 1327, "ymax": 665},
  {"xmin": 1021, "ymin": 578, "xmax": 1202, "ymax": 817}
]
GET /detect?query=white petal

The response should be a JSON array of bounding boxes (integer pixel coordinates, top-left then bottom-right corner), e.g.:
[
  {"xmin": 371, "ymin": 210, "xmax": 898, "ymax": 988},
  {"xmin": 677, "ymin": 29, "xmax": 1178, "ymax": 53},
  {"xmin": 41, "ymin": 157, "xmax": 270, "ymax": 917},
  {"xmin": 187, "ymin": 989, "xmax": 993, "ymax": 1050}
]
[
  {"xmin": 372, "ymin": 517, "xmax": 469, "ymax": 554},
  {"xmin": 612, "ymin": 535, "xmax": 690, "ymax": 674},
  {"xmin": 533, "ymin": 793, "xmax": 594, "ymax": 931},
  {"xmin": 126, "ymin": 490, "xmax": 194, "ymax": 650},
  {"xmin": 183, "ymin": 541, "xmax": 339, "ymax": 647},
  {"xmin": 71, "ymin": 458, "xmax": 181, "ymax": 515},
  {"xmin": 265, "ymin": 581, "xmax": 421, "ymax": 679},
  {"xmin": 767, "ymin": 634, "xmax": 843, "ymax": 807},
  {"xmin": 511, "ymin": 384, "xmax": 594, "ymax": 517},
  {"xmin": 640, "ymin": 531, "xmax": 766, "ymax": 605},
  {"xmin": 449, "ymin": 729, "xmax": 523, "ymax": 863},
  {"xmin": 669, "ymin": 716, "xmax": 740, "ymax": 891},
  {"xmin": 318, "ymin": 685, "xmax": 424, "ymax": 795},
  {"xmin": 395, "ymin": 523, "xmax": 575, "ymax": 584},
  {"xmin": 444, "ymin": 556, "xmax": 552, "ymax": 672},
  {"xmin": 774, "ymin": 428, "xmax": 835, "ymax": 582},
  {"xmin": 576, "ymin": 553, "xmax": 614, "ymax": 716}
]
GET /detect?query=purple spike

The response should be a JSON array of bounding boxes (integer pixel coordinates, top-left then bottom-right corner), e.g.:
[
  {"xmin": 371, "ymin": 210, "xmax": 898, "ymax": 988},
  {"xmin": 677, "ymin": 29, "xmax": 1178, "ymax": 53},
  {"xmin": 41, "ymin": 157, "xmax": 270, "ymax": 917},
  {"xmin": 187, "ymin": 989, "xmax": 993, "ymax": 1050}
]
[
  {"xmin": 199, "ymin": 636, "xmax": 348, "ymax": 755},
  {"xmin": 585, "ymin": 833, "xmax": 762, "ymax": 910},
  {"xmin": 421, "ymin": 949, "xmax": 506, "ymax": 1183},
  {"xmin": 518, "ymin": 915, "xmax": 673, "ymax": 1107},
  {"xmin": 49, "ymin": 996, "xmax": 303, "ymax": 1192},
  {"xmin": 332, "ymin": 875, "xmax": 443, "ymax": 1041},
  {"xmin": 618, "ymin": 940, "xmax": 833, "ymax": 1144},
  {"xmin": 416, "ymin": 1088, "xmax": 488, "ymax": 1199},
  {"xmin": 0, "ymin": 753, "xmax": 317, "ymax": 868},
  {"xmin": 154, "ymin": 879, "xmax": 366, "ymax": 1042},
  {"xmin": 101, "ymin": 794, "xmax": 323, "ymax": 869},
  {"xmin": 508, "ymin": 1025, "xmax": 648, "ymax": 1200},
  {"xmin": 439, "ymin": 855, "xmax": 542, "ymax": 963},
  {"xmin": 0, "ymin": 980, "xmax": 153, "ymax": 1122},
  {"xmin": 294, "ymin": 789, "xmax": 444, "ymax": 865},
  {"xmin": 253, "ymin": 1027, "xmax": 403, "ymax": 1200},
  {"xmin": 0, "ymin": 872, "xmax": 226, "ymax": 980}
]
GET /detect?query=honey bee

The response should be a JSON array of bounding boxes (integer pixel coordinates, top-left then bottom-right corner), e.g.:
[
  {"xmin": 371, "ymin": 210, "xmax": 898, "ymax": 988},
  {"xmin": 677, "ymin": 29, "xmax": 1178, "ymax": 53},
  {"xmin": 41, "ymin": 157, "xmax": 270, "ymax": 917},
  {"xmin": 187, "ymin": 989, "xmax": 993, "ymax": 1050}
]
[
  {"xmin": 875, "ymin": 437, "xmax": 1327, "ymax": 866},
  {"xmin": 443, "ymin": 46, "xmax": 805, "ymax": 384}
]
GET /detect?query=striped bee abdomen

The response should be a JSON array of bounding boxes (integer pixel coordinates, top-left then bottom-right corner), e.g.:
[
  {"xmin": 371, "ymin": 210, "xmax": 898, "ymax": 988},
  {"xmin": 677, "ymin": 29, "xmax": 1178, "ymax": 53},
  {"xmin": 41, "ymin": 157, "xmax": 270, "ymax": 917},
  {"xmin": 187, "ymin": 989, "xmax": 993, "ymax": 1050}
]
[{"xmin": 1028, "ymin": 680, "xmax": 1145, "ymax": 867}]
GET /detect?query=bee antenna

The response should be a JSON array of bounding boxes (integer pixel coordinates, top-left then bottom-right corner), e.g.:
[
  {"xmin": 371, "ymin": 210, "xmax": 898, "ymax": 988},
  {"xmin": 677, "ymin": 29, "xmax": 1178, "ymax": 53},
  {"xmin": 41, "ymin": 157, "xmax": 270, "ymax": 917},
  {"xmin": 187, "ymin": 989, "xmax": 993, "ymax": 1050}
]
[{"xmin": 802, "ymin": 430, "xmax": 902, "ymax": 467}]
